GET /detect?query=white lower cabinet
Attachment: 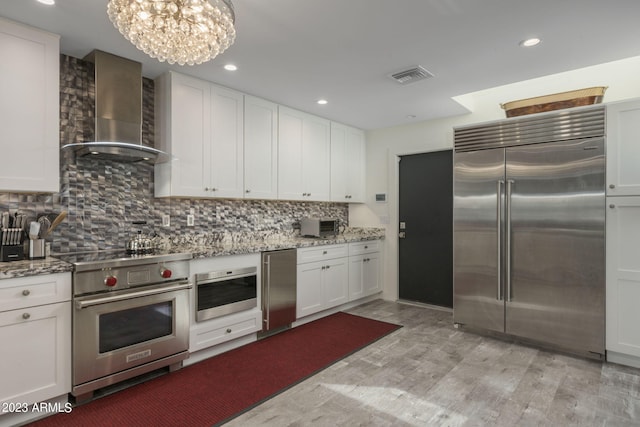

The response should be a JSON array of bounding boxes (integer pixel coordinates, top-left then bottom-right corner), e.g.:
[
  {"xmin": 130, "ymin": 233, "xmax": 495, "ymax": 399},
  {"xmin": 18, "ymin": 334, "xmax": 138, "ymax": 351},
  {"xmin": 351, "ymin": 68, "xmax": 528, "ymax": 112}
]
[
  {"xmin": 606, "ymin": 197, "xmax": 640, "ymax": 366},
  {"xmin": 296, "ymin": 245, "xmax": 349, "ymax": 318},
  {"xmin": 190, "ymin": 309, "xmax": 261, "ymax": 353},
  {"xmin": 0, "ymin": 273, "xmax": 71, "ymax": 412},
  {"xmin": 348, "ymin": 241, "xmax": 381, "ymax": 300}
]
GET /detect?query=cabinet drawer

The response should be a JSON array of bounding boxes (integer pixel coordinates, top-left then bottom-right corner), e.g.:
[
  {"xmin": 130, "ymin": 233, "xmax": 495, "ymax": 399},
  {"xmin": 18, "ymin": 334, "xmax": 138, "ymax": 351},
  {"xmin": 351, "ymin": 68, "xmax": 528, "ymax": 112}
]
[
  {"xmin": 349, "ymin": 240, "xmax": 380, "ymax": 256},
  {"xmin": 297, "ymin": 244, "xmax": 347, "ymax": 264},
  {"xmin": 190, "ymin": 309, "xmax": 261, "ymax": 352},
  {"xmin": 0, "ymin": 273, "xmax": 71, "ymax": 312}
]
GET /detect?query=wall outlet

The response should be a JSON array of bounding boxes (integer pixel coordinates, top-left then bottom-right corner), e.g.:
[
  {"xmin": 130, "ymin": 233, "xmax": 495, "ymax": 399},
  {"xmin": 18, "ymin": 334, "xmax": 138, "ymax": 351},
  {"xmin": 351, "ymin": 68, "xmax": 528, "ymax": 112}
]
[
  {"xmin": 162, "ymin": 215, "xmax": 171, "ymax": 227},
  {"xmin": 187, "ymin": 214, "xmax": 195, "ymax": 227}
]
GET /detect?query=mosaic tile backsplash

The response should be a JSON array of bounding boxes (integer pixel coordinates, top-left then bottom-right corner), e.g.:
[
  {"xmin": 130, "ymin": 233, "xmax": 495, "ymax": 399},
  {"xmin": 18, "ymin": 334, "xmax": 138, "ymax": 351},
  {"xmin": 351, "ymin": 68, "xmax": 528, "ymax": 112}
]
[{"xmin": 0, "ymin": 55, "xmax": 348, "ymax": 254}]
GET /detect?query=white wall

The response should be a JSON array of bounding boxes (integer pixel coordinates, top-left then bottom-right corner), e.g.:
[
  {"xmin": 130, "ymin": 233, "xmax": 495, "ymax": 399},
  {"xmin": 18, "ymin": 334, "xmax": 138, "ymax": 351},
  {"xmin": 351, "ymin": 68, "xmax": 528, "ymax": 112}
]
[{"xmin": 350, "ymin": 55, "xmax": 640, "ymax": 302}]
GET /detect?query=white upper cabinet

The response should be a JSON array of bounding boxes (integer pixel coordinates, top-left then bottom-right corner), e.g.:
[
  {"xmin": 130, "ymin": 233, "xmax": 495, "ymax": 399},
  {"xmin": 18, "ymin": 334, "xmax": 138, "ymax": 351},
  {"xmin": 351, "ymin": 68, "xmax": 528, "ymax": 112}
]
[
  {"xmin": 330, "ymin": 122, "xmax": 365, "ymax": 203},
  {"xmin": 210, "ymin": 85, "xmax": 244, "ymax": 198},
  {"xmin": 278, "ymin": 106, "xmax": 330, "ymax": 201},
  {"xmin": 606, "ymin": 99, "xmax": 640, "ymax": 196},
  {"xmin": 155, "ymin": 71, "xmax": 244, "ymax": 198},
  {"xmin": 244, "ymin": 96, "xmax": 278, "ymax": 199},
  {"xmin": 0, "ymin": 18, "xmax": 59, "ymax": 193}
]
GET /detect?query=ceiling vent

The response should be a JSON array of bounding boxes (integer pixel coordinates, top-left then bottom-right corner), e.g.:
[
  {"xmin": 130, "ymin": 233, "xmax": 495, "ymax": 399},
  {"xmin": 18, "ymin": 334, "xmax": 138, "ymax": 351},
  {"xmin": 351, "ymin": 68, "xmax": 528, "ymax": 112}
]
[{"xmin": 389, "ymin": 65, "xmax": 434, "ymax": 85}]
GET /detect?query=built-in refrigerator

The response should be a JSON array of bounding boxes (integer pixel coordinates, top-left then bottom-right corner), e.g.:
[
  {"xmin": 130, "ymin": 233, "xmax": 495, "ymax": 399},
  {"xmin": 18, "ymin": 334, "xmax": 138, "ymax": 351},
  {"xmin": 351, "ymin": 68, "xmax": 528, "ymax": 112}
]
[
  {"xmin": 453, "ymin": 105, "xmax": 606, "ymax": 358},
  {"xmin": 259, "ymin": 249, "xmax": 297, "ymax": 338}
]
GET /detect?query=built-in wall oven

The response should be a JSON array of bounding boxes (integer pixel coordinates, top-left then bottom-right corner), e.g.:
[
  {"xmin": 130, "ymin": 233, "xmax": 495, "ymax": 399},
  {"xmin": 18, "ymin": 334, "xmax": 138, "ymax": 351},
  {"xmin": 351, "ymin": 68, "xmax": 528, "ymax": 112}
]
[
  {"xmin": 195, "ymin": 267, "xmax": 257, "ymax": 322},
  {"xmin": 59, "ymin": 251, "xmax": 193, "ymax": 403}
]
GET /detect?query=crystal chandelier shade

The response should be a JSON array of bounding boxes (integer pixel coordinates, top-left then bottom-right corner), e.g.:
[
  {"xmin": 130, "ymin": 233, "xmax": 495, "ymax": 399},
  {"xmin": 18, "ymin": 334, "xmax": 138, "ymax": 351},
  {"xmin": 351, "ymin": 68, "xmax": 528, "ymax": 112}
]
[{"xmin": 107, "ymin": 0, "xmax": 236, "ymax": 66}]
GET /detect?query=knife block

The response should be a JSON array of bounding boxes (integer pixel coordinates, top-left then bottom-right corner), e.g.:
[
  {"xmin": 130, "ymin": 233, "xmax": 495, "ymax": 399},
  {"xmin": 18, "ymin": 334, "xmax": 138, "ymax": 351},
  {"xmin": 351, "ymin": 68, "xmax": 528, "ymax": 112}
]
[{"xmin": 1, "ymin": 245, "xmax": 24, "ymax": 262}]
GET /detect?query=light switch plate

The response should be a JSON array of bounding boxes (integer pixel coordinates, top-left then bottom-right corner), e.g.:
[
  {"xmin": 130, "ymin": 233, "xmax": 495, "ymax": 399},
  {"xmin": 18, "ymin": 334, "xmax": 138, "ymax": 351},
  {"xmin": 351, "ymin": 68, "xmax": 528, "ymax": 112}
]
[
  {"xmin": 162, "ymin": 215, "xmax": 170, "ymax": 227},
  {"xmin": 187, "ymin": 214, "xmax": 195, "ymax": 226}
]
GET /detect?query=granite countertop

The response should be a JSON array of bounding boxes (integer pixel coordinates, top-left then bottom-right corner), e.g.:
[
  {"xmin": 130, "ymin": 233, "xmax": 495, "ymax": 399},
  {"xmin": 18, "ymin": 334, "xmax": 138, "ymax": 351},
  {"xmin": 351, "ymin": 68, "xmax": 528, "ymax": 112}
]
[
  {"xmin": 0, "ymin": 257, "xmax": 74, "ymax": 280},
  {"xmin": 0, "ymin": 227, "xmax": 385, "ymax": 280},
  {"xmin": 185, "ymin": 229, "xmax": 385, "ymax": 259}
]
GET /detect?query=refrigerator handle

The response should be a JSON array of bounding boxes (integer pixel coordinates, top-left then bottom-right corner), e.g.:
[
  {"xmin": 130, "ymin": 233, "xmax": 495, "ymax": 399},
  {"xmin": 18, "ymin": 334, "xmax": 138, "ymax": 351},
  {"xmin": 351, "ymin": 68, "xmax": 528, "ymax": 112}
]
[
  {"xmin": 506, "ymin": 179, "xmax": 514, "ymax": 302},
  {"xmin": 497, "ymin": 180, "xmax": 504, "ymax": 301},
  {"xmin": 263, "ymin": 255, "xmax": 271, "ymax": 329}
]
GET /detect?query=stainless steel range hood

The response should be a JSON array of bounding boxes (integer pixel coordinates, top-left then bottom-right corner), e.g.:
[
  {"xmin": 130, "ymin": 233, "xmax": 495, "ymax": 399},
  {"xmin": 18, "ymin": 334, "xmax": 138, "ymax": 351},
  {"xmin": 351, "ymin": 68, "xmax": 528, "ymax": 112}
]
[{"xmin": 62, "ymin": 50, "xmax": 169, "ymax": 164}]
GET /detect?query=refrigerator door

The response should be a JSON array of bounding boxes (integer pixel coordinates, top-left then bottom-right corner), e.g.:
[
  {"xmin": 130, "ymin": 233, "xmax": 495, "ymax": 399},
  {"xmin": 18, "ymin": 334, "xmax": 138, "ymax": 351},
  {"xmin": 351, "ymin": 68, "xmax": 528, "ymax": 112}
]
[
  {"xmin": 453, "ymin": 148, "xmax": 506, "ymax": 333},
  {"xmin": 261, "ymin": 249, "xmax": 297, "ymax": 332},
  {"xmin": 505, "ymin": 138, "xmax": 605, "ymax": 355}
]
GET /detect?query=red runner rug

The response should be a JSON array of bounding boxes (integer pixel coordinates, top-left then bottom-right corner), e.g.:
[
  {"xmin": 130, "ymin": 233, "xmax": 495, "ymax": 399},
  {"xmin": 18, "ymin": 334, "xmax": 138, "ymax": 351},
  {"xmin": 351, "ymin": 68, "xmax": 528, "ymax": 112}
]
[{"xmin": 28, "ymin": 312, "xmax": 401, "ymax": 427}]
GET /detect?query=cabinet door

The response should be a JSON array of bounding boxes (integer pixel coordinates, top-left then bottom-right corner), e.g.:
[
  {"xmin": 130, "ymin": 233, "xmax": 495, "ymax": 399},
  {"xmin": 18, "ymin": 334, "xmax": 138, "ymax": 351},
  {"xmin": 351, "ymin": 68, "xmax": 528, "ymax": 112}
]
[
  {"xmin": 331, "ymin": 123, "xmax": 365, "ymax": 203},
  {"xmin": 607, "ymin": 99, "xmax": 640, "ymax": 196},
  {"xmin": 362, "ymin": 253, "xmax": 381, "ymax": 296},
  {"xmin": 164, "ymin": 72, "xmax": 211, "ymax": 198},
  {"xmin": 348, "ymin": 255, "xmax": 365, "ymax": 300},
  {"xmin": 302, "ymin": 115, "xmax": 331, "ymax": 201},
  {"xmin": 323, "ymin": 257, "xmax": 349, "ymax": 308},
  {"xmin": 0, "ymin": 18, "xmax": 59, "ymax": 193},
  {"xmin": 244, "ymin": 96, "xmax": 278, "ymax": 199},
  {"xmin": 296, "ymin": 261, "xmax": 324, "ymax": 318},
  {"xmin": 0, "ymin": 302, "xmax": 71, "ymax": 406},
  {"xmin": 278, "ymin": 106, "xmax": 305, "ymax": 200},
  {"xmin": 345, "ymin": 128, "xmax": 365, "ymax": 203},
  {"xmin": 210, "ymin": 85, "xmax": 244, "ymax": 198},
  {"xmin": 606, "ymin": 197, "xmax": 640, "ymax": 357}
]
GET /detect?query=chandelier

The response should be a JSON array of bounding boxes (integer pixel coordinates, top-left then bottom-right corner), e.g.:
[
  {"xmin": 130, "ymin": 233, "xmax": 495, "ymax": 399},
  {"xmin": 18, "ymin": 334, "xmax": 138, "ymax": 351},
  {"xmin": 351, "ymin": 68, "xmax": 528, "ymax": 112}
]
[{"xmin": 107, "ymin": 0, "xmax": 236, "ymax": 66}]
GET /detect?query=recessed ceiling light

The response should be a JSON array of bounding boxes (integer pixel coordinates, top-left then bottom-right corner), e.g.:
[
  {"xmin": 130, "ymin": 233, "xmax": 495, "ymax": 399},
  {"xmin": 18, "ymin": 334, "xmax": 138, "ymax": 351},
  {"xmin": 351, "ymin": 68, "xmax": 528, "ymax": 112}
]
[
  {"xmin": 317, "ymin": 99, "xmax": 328, "ymax": 105},
  {"xmin": 37, "ymin": 0, "xmax": 55, "ymax": 5},
  {"xmin": 224, "ymin": 64, "xmax": 237, "ymax": 71},
  {"xmin": 406, "ymin": 115, "xmax": 416, "ymax": 119},
  {"xmin": 520, "ymin": 37, "xmax": 541, "ymax": 47}
]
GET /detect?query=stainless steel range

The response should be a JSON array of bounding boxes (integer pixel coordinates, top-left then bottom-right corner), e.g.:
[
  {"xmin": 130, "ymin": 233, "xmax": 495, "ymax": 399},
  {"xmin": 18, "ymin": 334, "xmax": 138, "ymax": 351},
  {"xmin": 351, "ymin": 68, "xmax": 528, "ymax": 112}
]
[{"xmin": 58, "ymin": 250, "xmax": 193, "ymax": 403}]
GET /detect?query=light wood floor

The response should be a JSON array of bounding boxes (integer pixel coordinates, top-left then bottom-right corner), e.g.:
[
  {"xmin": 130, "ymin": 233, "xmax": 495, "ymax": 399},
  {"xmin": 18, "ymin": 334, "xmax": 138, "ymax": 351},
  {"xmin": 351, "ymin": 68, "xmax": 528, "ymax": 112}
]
[{"xmin": 226, "ymin": 299, "xmax": 640, "ymax": 426}]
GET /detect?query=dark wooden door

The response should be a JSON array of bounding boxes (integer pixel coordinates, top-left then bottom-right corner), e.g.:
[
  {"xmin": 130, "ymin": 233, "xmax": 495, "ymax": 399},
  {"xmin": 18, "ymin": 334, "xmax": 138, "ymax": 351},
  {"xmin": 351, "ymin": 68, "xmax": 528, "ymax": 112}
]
[{"xmin": 398, "ymin": 150, "xmax": 453, "ymax": 307}]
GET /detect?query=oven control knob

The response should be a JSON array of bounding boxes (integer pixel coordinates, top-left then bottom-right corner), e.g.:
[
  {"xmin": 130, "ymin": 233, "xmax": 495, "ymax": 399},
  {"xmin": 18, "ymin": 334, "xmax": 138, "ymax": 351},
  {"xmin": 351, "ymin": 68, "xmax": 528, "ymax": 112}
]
[
  {"xmin": 160, "ymin": 268, "xmax": 172, "ymax": 279},
  {"xmin": 104, "ymin": 276, "xmax": 118, "ymax": 287}
]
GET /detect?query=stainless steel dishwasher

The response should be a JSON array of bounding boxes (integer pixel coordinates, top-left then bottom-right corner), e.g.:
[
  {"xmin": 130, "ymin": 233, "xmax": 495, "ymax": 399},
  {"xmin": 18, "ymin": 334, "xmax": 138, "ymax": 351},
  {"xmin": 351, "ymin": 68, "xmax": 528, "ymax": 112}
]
[{"xmin": 259, "ymin": 249, "xmax": 297, "ymax": 338}]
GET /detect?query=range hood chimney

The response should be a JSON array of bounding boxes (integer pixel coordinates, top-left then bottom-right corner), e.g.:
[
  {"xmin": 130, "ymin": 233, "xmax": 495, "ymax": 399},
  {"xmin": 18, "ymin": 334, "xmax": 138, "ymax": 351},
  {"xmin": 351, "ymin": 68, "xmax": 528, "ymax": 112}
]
[{"xmin": 62, "ymin": 50, "xmax": 169, "ymax": 163}]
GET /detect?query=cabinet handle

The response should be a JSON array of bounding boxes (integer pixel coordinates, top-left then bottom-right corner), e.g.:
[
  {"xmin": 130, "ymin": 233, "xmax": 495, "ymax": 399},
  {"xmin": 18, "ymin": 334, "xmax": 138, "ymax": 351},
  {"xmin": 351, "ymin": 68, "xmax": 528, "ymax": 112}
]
[
  {"xmin": 364, "ymin": 246, "xmax": 368, "ymax": 249},
  {"xmin": 212, "ymin": 188, "xmax": 218, "ymax": 192},
  {"xmin": 321, "ymin": 266, "xmax": 326, "ymax": 270},
  {"xmin": 22, "ymin": 289, "xmax": 30, "ymax": 296},
  {"xmin": 226, "ymin": 328, "xmax": 232, "ymax": 333},
  {"xmin": 609, "ymin": 204, "xmax": 616, "ymax": 209},
  {"xmin": 204, "ymin": 187, "xmax": 209, "ymax": 191},
  {"xmin": 609, "ymin": 184, "xmax": 616, "ymax": 189},
  {"xmin": 22, "ymin": 313, "xmax": 30, "ymax": 320},
  {"xmin": 323, "ymin": 250, "xmax": 327, "ymax": 255},
  {"xmin": 326, "ymin": 265, "xmax": 331, "ymax": 269},
  {"xmin": 245, "ymin": 189, "xmax": 251, "ymax": 193}
]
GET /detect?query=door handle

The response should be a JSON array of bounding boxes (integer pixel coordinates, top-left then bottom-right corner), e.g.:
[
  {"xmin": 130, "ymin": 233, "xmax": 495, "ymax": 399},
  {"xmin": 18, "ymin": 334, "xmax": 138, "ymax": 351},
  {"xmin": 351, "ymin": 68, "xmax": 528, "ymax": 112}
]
[
  {"xmin": 506, "ymin": 179, "xmax": 514, "ymax": 302},
  {"xmin": 398, "ymin": 231, "xmax": 406, "ymax": 239},
  {"xmin": 497, "ymin": 180, "xmax": 504, "ymax": 301}
]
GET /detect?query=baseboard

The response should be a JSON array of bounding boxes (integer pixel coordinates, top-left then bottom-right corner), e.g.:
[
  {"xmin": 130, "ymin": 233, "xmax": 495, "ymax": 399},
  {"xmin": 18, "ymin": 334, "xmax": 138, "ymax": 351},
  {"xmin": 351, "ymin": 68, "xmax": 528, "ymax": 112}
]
[{"xmin": 606, "ymin": 350, "xmax": 640, "ymax": 369}]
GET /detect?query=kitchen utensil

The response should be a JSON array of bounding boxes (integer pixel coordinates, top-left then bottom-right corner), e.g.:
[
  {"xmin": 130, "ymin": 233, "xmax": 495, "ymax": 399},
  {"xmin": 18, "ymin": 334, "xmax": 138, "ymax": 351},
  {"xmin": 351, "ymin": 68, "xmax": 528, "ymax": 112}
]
[
  {"xmin": 1, "ymin": 212, "xmax": 9, "ymax": 229},
  {"xmin": 29, "ymin": 221, "xmax": 40, "ymax": 240},
  {"xmin": 44, "ymin": 211, "xmax": 67, "ymax": 237},
  {"xmin": 37, "ymin": 216, "xmax": 51, "ymax": 239}
]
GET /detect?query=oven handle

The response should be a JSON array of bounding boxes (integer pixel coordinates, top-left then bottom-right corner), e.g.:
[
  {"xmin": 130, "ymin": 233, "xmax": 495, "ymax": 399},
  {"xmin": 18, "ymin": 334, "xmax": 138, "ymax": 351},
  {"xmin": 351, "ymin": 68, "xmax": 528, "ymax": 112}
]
[{"xmin": 75, "ymin": 282, "xmax": 192, "ymax": 309}]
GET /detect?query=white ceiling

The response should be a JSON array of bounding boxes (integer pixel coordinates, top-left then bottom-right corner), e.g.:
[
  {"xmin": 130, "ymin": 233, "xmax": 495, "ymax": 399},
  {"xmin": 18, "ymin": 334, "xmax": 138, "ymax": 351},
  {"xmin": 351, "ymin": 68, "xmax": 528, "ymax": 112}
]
[{"xmin": 2, "ymin": 0, "xmax": 640, "ymax": 130}]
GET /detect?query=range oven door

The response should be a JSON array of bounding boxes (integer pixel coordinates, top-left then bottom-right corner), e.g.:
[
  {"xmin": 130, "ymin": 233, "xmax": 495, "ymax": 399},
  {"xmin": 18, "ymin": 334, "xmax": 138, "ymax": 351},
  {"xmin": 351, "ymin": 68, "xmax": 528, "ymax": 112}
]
[{"xmin": 73, "ymin": 281, "xmax": 191, "ymax": 389}]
